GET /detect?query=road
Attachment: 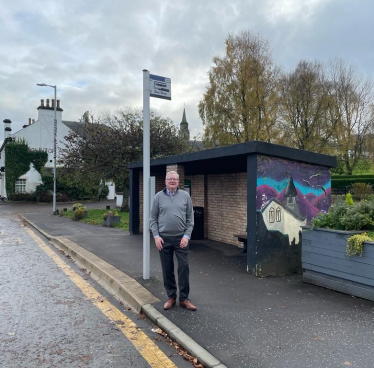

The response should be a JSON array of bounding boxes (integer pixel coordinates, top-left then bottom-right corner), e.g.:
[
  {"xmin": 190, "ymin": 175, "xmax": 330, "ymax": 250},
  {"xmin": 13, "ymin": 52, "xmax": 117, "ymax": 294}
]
[{"xmin": 0, "ymin": 207, "xmax": 191, "ymax": 368}]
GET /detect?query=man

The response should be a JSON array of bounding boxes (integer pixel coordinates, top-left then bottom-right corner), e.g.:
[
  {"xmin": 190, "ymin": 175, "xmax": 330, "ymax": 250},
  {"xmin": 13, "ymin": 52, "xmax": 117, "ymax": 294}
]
[{"xmin": 150, "ymin": 171, "xmax": 196, "ymax": 311}]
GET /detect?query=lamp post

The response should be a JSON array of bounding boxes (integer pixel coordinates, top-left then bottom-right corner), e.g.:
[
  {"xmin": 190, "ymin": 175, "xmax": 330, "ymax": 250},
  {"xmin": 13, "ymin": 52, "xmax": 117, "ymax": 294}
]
[{"xmin": 37, "ymin": 83, "xmax": 57, "ymax": 215}]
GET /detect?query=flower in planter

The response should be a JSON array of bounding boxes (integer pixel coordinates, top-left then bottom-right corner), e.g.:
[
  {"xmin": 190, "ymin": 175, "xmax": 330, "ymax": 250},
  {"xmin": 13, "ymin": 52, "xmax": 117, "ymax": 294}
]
[
  {"xmin": 102, "ymin": 210, "xmax": 119, "ymax": 220},
  {"xmin": 74, "ymin": 208, "xmax": 86, "ymax": 220},
  {"xmin": 73, "ymin": 203, "xmax": 85, "ymax": 211},
  {"xmin": 347, "ymin": 232, "xmax": 374, "ymax": 257}
]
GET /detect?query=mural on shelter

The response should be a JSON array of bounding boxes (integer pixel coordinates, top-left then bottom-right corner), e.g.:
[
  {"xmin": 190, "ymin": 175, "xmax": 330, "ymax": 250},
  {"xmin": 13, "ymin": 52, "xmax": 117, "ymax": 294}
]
[{"xmin": 256, "ymin": 155, "xmax": 331, "ymax": 245}]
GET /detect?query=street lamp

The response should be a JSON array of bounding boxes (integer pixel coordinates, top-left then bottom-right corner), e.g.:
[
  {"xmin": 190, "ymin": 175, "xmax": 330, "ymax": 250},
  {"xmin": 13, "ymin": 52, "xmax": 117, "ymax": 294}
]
[{"xmin": 37, "ymin": 83, "xmax": 57, "ymax": 215}]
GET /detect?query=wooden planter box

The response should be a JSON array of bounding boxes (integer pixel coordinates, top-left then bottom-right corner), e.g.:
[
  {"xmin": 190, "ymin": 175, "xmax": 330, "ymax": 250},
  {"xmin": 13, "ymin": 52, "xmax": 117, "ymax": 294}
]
[
  {"xmin": 302, "ymin": 227, "xmax": 374, "ymax": 301},
  {"xmin": 103, "ymin": 215, "xmax": 120, "ymax": 227}
]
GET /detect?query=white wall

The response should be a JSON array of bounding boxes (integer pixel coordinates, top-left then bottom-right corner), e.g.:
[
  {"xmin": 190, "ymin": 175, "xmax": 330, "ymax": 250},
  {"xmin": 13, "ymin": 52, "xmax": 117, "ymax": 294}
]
[
  {"xmin": 2, "ymin": 104, "xmax": 72, "ymax": 196},
  {"xmin": 107, "ymin": 183, "xmax": 115, "ymax": 200},
  {"xmin": 21, "ymin": 164, "xmax": 43, "ymax": 193},
  {"xmin": 12, "ymin": 108, "xmax": 69, "ymax": 168}
]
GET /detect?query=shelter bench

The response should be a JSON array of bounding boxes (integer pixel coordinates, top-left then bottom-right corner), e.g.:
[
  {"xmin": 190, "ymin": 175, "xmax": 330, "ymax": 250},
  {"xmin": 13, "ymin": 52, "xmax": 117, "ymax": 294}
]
[{"xmin": 234, "ymin": 233, "xmax": 247, "ymax": 253}]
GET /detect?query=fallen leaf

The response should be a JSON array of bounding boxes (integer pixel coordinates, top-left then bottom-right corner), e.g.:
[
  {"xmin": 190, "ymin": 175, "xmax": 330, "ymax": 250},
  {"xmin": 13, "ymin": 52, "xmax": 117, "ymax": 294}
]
[
  {"xmin": 314, "ymin": 337, "xmax": 324, "ymax": 341},
  {"xmin": 343, "ymin": 362, "xmax": 352, "ymax": 366}
]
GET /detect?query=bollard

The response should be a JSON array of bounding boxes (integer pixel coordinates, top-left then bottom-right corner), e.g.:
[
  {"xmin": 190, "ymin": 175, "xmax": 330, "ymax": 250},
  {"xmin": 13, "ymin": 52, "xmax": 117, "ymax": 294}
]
[{"xmin": 106, "ymin": 205, "xmax": 110, "ymax": 210}]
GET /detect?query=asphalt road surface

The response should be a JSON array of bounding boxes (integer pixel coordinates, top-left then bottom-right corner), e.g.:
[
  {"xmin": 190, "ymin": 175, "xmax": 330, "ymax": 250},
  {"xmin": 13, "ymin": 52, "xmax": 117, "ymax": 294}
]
[{"xmin": 0, "ymin": 210, "xmax": 192, "ymax": 368}]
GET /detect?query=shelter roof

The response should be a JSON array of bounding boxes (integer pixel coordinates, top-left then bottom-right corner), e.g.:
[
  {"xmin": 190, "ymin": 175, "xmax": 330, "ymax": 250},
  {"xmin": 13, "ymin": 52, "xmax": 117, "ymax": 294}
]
[{"xmin": 128, "ymin": 141, "xmax": 337, "ymax": 175}]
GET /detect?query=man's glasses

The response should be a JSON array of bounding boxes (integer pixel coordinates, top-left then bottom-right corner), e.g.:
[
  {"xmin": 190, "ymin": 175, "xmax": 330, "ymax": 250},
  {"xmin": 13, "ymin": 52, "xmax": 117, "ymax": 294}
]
[{"xmin": 166, "ymin": 178, "xmax": 179, "ymax": 181}]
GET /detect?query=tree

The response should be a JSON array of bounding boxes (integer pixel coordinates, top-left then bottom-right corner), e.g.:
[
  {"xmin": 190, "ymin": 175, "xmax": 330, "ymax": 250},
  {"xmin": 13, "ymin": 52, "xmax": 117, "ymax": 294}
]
[
  {"xmin": 198, "ymin": 30, "xmax": 280, "ymax": 147},
  {"xmin": 278, "ymin": 60, "xmax": 337, "ymax": 152},
  {"xmin": 60, "ymin": 108, "xmax": 191, "ymax": 192},
  {"xmin": 327, "ymin": 58, "xmax": 374, "ymax": 174}
]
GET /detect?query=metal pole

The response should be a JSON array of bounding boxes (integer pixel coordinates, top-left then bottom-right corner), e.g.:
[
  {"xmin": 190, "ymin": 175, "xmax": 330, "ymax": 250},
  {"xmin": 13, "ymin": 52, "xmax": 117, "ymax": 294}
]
[
  {"xmin": 53, "ymin": 86, "xmax": 57, "ymax": 215},
  {"xmin": 37, "ymin": 83, "xmax": 57, "ymax": 215},
  {"xmin": 143, "ymin": 70, "xmax": 150, "ymax": 280}
]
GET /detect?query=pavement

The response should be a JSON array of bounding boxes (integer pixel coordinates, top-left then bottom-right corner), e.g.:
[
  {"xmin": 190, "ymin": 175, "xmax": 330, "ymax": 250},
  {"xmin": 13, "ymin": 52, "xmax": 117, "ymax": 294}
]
[{"xmin": 4, "ymin": 200, "xmax": 374, "ymax": 368}]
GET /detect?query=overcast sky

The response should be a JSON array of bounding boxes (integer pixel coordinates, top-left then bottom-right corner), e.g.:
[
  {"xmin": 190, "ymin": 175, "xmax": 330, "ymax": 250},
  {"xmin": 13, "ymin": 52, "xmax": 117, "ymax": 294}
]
[{"xmin": 1, "ymin": 0, "xmax": 373, "ymax": 141}]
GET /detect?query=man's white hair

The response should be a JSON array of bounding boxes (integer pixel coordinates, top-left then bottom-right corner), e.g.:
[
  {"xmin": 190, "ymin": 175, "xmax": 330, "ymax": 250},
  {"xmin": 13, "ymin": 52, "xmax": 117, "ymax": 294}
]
[{"xmin": 166, "ymin": 171, "xmax": 179, "ymax": 179}]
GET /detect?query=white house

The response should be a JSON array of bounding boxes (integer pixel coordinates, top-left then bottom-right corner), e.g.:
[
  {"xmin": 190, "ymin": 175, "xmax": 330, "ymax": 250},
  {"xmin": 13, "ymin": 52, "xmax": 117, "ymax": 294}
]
[
  {"xmin": 261, "ymin": 177, "xmax": 307, "ymax": 245},
  {"xmin": 0, "ymin": 99, "xmax": 115, "ymax": 199}
]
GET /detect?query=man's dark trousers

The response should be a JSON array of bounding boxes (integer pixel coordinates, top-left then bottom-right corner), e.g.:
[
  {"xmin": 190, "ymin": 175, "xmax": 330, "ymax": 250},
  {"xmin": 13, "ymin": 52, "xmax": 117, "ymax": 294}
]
[{"xmin": 159, "ymin": 234, "xmax": 190, "ymax": 301}]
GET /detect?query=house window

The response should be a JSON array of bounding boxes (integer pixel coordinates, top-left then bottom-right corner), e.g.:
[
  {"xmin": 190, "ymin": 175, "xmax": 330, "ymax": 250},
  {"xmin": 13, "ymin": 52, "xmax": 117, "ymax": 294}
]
[
  {"xmin": 269, "ymin": 207, "xmax": 275, "ymax": 223},
  {"xmin": 15, "ymin": 179, "xmax": 26, "ymax": 193},
  {"xmin": 276, "ymin": 207, "xmax": 281, "ymax": 222}
]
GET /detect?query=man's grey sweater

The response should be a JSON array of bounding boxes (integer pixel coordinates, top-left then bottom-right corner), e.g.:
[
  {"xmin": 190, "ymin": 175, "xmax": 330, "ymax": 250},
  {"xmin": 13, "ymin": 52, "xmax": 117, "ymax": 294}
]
[{"xmin": 150, "ymin": 188, "xmax": 194, "ymax": 238}]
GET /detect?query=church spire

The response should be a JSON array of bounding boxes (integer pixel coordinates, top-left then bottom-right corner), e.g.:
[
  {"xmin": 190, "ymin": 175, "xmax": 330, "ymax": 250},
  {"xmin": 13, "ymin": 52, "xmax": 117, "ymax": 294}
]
[
  {"xmin": 179, "ymin": 107, "xmax": 190, "ymax": 140},
  {"xmin": 284, "ymin": 177, "xmax": 303, "ymax": 219}
]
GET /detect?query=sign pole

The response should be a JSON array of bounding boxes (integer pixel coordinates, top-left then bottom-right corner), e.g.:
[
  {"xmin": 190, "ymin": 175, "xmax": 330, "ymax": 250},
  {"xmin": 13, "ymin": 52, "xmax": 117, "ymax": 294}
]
[
  {"xmin": 142, "ymin": 71, "xmax": 170, "ymax": 280},
  {"xmin": 142, "ymin": 69, "xmax": 151, "ymax": 280}
]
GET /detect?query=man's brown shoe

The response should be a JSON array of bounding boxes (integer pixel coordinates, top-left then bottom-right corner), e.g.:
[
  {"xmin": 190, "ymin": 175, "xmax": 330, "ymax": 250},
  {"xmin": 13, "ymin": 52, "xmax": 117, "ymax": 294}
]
[
  {"xmin": 179, "ymin": 299, "xmax": 197, "ymax": 311},
  {"xmin": 163, "ymin": 298, "xmax": 176, "ymax": 310}
]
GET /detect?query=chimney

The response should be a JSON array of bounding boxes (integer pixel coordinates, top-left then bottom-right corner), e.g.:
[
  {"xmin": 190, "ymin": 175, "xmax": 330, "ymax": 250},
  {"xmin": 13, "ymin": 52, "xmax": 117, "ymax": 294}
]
[
  {"xmin": 32, "ymin": 119, "xmax": 35, "ymax": 124},
  {"xmin": 46, "ymin": 99, "xmax": 50, "ymax": 107},
  {"xmin": 23, "ymin": 125, "xmax": 28, "ymax": 129},
  {"xmin": 52, "ymin": 99, "xmax": 55, "ymax": 108},
  {"xmin": 29, "ymin": 118, "xmax": 32, "ymax": 125},
  {"xmin": 57, "ymin": 100, "xmax": 61, "ymax": 109},
  {"xmin": 3, "ymin": 119, "xmax": 12, "ymax": 139},
  {"xmin": 41, "ymin": 99, "xmax": 44, "ymax": 107}
]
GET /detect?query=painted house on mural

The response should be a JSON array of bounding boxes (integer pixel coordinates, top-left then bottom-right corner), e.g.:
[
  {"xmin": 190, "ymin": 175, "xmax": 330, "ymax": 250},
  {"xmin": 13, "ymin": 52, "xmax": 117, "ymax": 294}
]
[
  {"xmin": 0, "ymin": 99, "xmax": 116, "ymax": 199},
  {"xmin": 260, "ymin": 177, "xmax": 307, "ymax": 246},
  {"xmin": 128, "ymin": 141, "xmax": 336, "ymax": 277}
]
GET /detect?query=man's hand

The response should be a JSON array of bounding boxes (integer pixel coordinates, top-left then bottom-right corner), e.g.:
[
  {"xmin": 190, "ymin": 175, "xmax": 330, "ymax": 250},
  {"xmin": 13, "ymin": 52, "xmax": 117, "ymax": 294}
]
[
  {"xmin": 180, "ymin": 237, "xmax": 189, "ymax": 248},
  {"xmin": 154, "ymin": 236, "xmax": 164, "ymax": 250}
]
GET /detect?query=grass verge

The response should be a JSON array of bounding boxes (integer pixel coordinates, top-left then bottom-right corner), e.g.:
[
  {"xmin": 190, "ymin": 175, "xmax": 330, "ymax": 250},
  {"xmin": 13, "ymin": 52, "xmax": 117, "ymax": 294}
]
[{"xmin": 61, "ymin": 209, "xmax": 129, "ymax": 231}]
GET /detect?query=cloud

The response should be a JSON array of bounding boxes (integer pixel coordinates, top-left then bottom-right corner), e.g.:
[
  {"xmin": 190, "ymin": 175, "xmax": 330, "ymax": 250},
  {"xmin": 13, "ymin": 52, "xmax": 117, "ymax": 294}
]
[{"xmin": 1, "ymin": 0, "xmax": 373, "ymax": 140}]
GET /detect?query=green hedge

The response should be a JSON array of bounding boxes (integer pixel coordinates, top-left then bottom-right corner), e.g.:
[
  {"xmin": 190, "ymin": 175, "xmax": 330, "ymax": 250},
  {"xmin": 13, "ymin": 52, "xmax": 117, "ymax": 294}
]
[
  {"xmin": 8, "ymin": 193, "xmax": 38, "ymax": 202},
  {"xmin": 332, "ymin": 175, "xmax": 374, "ymax": 188}
]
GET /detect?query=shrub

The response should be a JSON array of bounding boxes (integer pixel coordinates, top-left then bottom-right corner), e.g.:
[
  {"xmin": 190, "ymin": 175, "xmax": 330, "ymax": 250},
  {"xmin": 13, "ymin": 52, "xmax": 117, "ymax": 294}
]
[
  {"xmin": 73, "ymin": 203, "xmax": 85, "ymax": 211},
  {"xmin": 313, "ymin": 197, "xmax": 374, "ymax": 257},
  {"xmin": 312, "ymin": 197, "xmax": 374, "ymax": 231},
  {"xmin": 74, "ymin": 208, "xmax": 86, "ymax": 220},
  {"xmin": 346, "ymin": 233, "xmax": 373, "ymax": 257},
  {"xmin": 312, "ymin": 197, "xmax": 348, "ymax": 230},
  {"xmin": 103, "ymin": 210, "xmax": 118, "ymax": 220},
  {"xmin": 8, "ymin": 192, "xmax": 37, "ymax": 202},
  {"xmin": 340, "ymin": 201, "xmax": 374, "ymax": 230},
  {"xmin": 350, "ymin": 182, "xmax": 373, "ymax": 201},
  {"xmin": 35, "ymin": 174, "xmax": 98, "ymax": 201},
  {"xmin": 57, "ymin": 193, "xmax": 70, "ymax": 202},
  {"xmin": 345, "ymin": 193, "xmax": 354, "ymax": 206},
  {"xmin": 37, "ymin": 191, "xmax": 53, "ymax": 202}
]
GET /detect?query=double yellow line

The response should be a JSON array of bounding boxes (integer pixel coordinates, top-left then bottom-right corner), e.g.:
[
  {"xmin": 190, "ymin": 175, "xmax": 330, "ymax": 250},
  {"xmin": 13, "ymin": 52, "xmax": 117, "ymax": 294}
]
[{"xmin": 25, "ymin": 227, "xmax": 176, "ymax": 368}]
